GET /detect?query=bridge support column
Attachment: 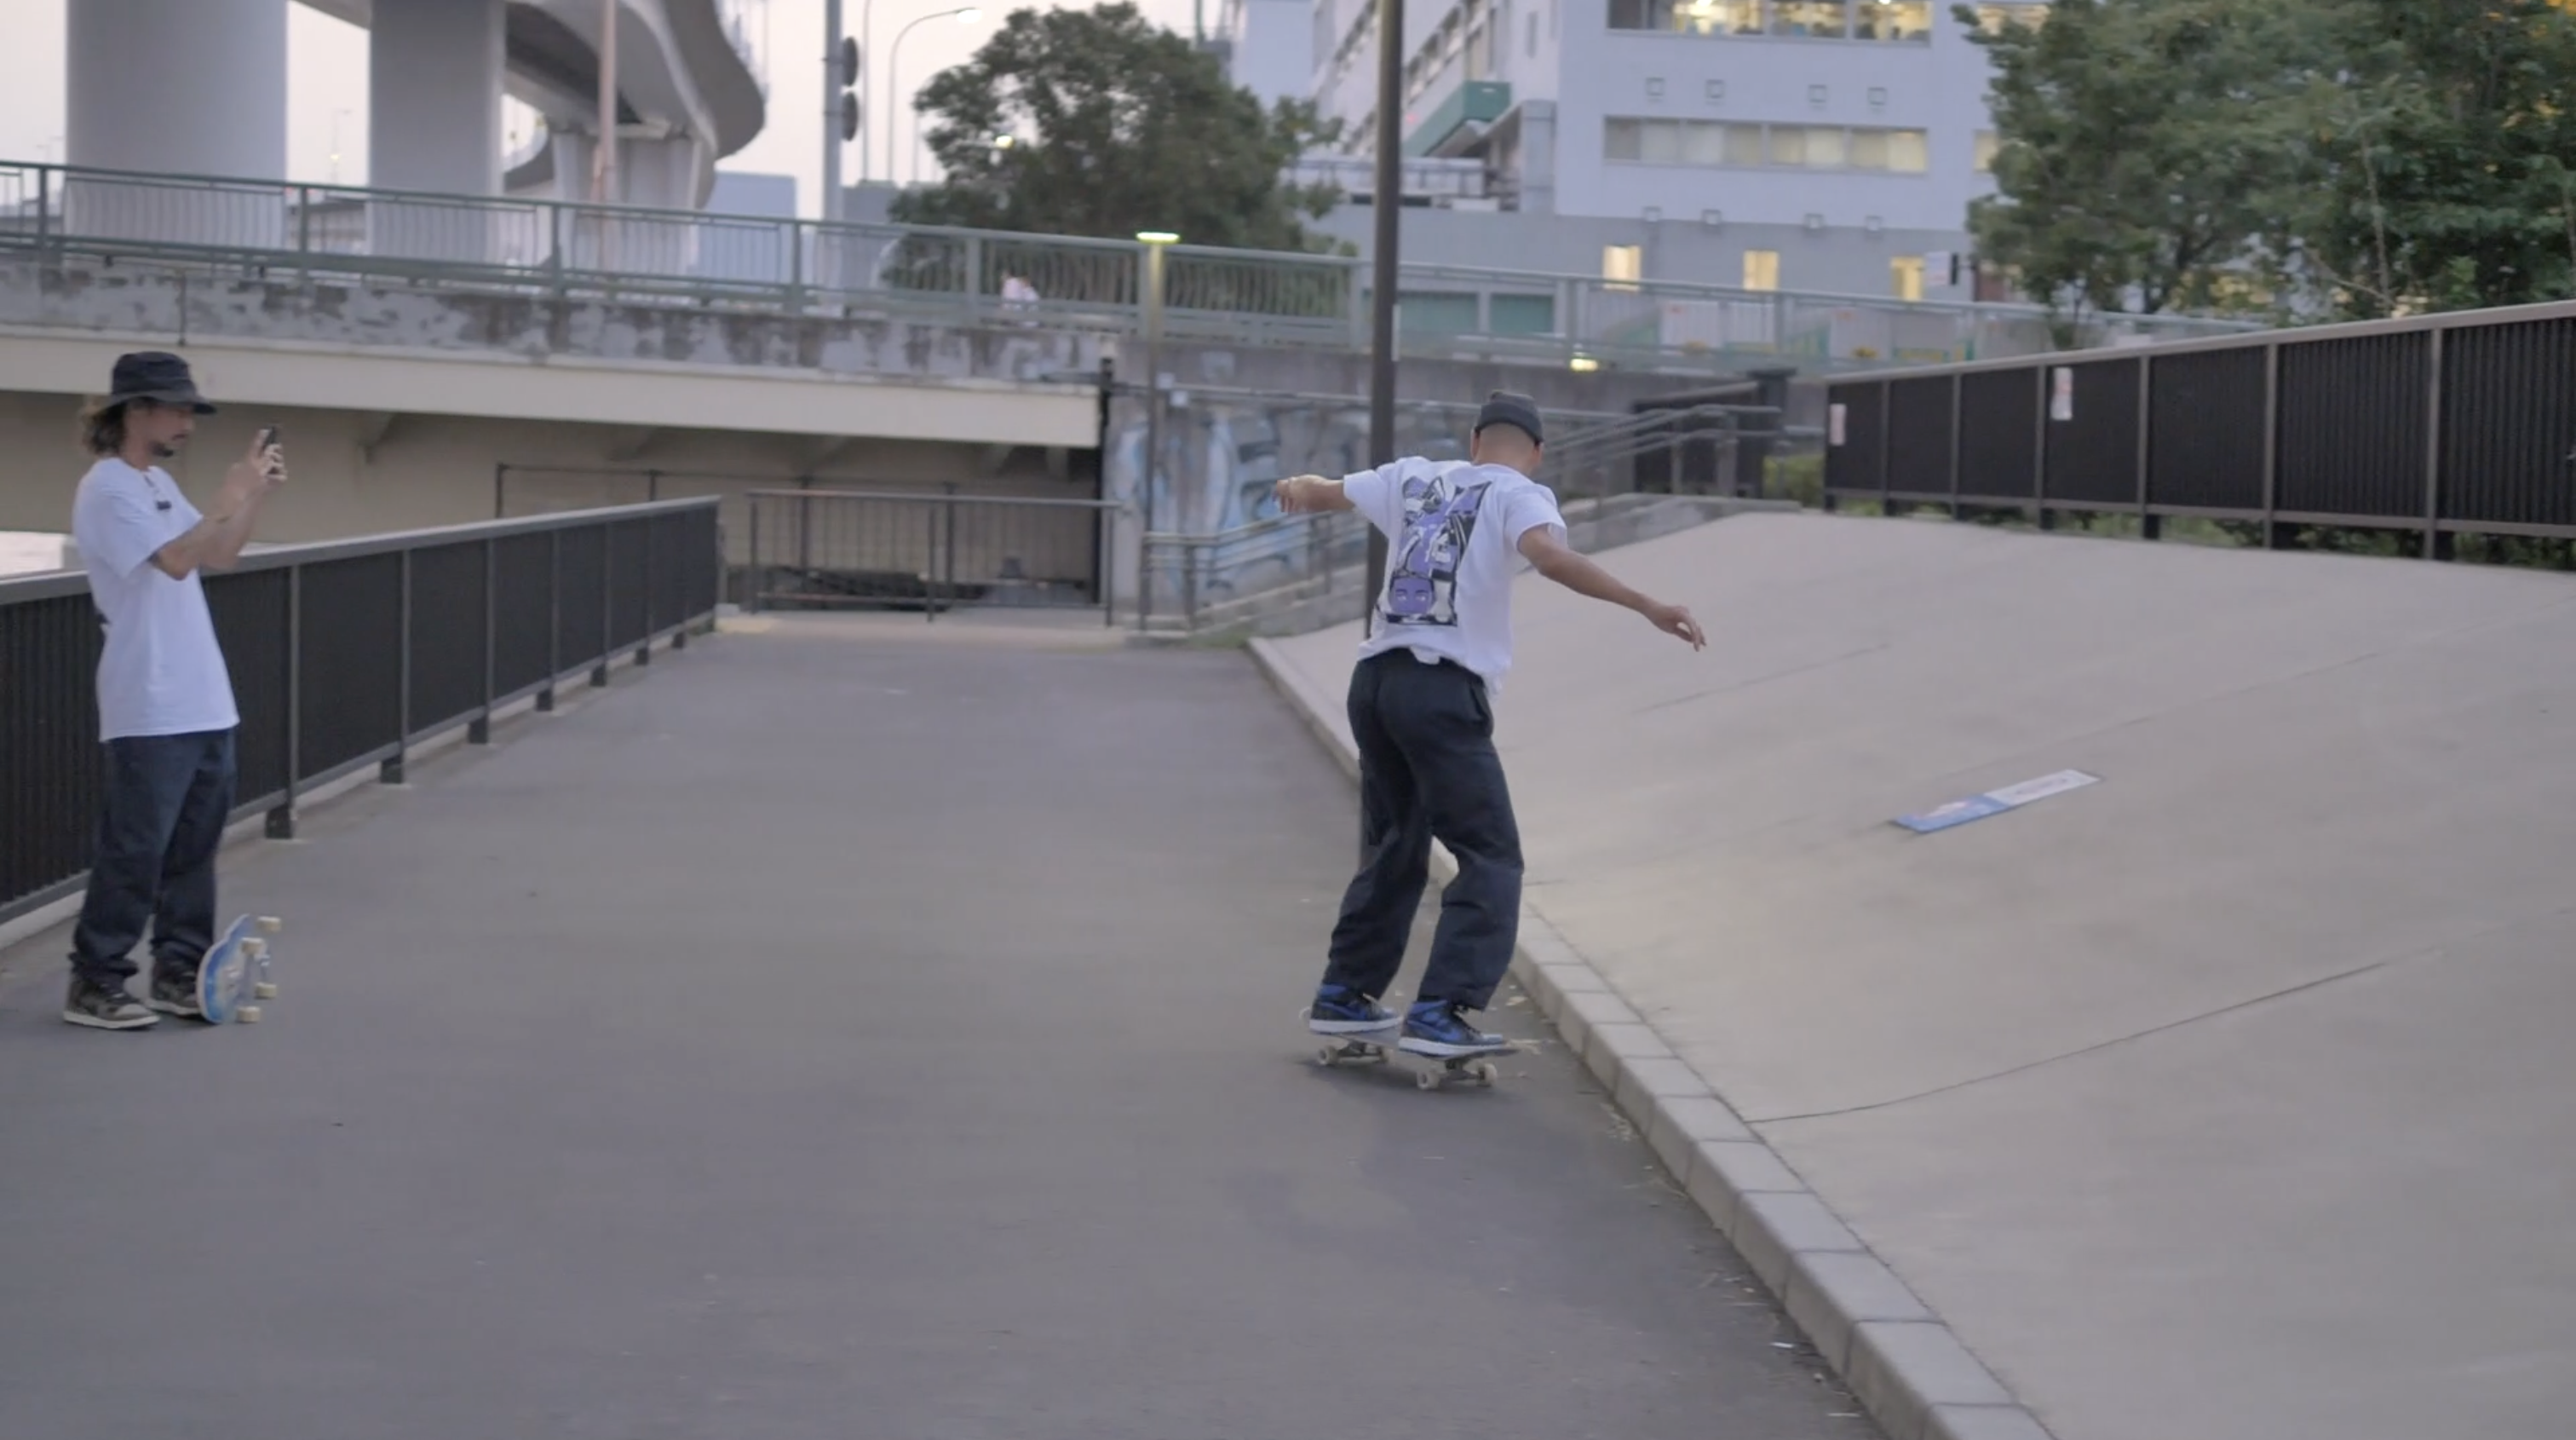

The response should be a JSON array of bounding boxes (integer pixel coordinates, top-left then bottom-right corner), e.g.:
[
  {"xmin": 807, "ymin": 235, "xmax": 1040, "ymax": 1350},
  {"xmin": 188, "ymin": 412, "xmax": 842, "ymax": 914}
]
[
  {"xmin": 368, "ymin": 0, "xmax": 505, "ymax": 263},
  {"xmin": 66, "ymin": 0, "xmax": 287, "ymax": 244}
]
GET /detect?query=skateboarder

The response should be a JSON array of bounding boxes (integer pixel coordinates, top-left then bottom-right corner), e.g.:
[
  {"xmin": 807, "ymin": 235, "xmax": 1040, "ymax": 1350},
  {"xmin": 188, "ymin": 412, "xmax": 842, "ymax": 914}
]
[
  {"xmin": 61, "ymin": 352, "xmax": 285, "ymax": 1028},
  {"xmin": 1273, "ymin": 391, "xmax": 1704, "ymax": 1059}
]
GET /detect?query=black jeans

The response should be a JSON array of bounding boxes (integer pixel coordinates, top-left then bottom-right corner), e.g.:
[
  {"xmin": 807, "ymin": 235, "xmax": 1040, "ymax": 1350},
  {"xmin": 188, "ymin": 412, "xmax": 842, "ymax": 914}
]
[
  {"xmin": 1322, "ymin": 650, "xmax": 1524, "ymax": 1011},
  {"xmin": 68, "ymin": 729, "xmax": 237, "ymax": 989}
]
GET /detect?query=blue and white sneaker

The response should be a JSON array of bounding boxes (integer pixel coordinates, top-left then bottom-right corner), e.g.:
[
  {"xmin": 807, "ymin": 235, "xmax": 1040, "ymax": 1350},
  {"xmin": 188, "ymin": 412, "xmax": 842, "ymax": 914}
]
[
  {"xmin": 1308, "ymin": 983, "xmax": 1400, "ymax": 1035},
  {"xmin": 1398, "ymin": 999, "xmax": 1511, "ymax": 1058}
]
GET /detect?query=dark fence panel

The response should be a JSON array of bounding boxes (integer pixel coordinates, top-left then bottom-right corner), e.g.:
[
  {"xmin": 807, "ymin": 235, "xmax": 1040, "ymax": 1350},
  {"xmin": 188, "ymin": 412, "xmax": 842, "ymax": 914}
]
[
  {"xmin": 409, "ymin": 541, "xmax": 490, "ymax": 737},
  {"xmin": 2441, "ymin": 317, "xmax": 2576, "ymax": 528},
  {"xmin": 1958, "ymin": 369, "xmax": 2039, "ymax": 501},
  {"xmin": 2044, "ymin": 359, "xmax": 2142, "ymax": 506},
  {"xmin": 2277, "ymin": 331, "xmax": 2428, "ymax": 521},
  {"xmin": 745, "ymin": 490, "xmax": 1118, "ymax": 618},
  {"xmin": 493, "ymin": 533, "xmax": 555, "ymax": 699},
  {"xmin": 1885, "ymin": 376, "xmax": 1955, "ymax": 499},
  {"xmin": 1824, "ymin": 383, "xmax": 1886, "ymax": 498},
  {"xmin": 0, "ymin": 591, "xmax": 104, "ymax": 914},
  {"xmin": 207, "ymin": 569, "xmax": 292, "ymax": 807},
  {"xmin": 2147, "ymin": 348, "xmax": 2268, "ymax": 511},
  {"xmin": 556, "ymin": 525, "xmax": 607, "ymax": 673},
  {"xmin": 1, "ymin": 498, "xmax": 718, "ymax": 924},
  {"xmin": 608, "ymin": 519, "xmax": 649, "ymax": 650}
]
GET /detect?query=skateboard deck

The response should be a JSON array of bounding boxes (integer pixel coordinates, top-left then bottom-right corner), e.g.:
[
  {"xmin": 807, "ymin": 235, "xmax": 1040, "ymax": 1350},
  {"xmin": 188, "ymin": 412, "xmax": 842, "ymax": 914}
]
[
  {"xmin": 197, "ymin": 914, "xmax": 281, "ymax": 1024},
  {"xmin": 1313, "ymin": 1032, "xmax": 1509, "ymax": 1091}
]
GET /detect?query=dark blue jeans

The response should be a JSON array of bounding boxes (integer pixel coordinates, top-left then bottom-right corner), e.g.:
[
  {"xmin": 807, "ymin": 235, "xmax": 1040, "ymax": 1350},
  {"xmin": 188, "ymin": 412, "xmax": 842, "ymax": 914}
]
[
  {"xmin": 68, "ymin": 729, "xmax": 237, "ymax": 989},
  {"xmin": 1322, "ymin": 650, "xmax": 1524, "ymax": 1011}
]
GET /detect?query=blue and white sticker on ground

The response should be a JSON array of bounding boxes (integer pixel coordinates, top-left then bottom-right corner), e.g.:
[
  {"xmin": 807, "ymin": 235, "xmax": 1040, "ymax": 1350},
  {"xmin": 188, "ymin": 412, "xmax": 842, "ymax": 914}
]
[{"xmin": 1895, "ymin": 769, "xmax": 2100, "ymax": 834}]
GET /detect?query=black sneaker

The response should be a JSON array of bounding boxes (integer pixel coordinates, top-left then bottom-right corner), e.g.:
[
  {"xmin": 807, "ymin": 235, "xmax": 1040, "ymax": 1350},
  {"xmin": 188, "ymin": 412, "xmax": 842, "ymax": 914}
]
[
  {"xmin": 65, "ymin": 976, "xmax": 159, "ymax": 1031},
  {"xmin": 146, "ymin": 969, "xmax": 204, "ymax": 1020}
]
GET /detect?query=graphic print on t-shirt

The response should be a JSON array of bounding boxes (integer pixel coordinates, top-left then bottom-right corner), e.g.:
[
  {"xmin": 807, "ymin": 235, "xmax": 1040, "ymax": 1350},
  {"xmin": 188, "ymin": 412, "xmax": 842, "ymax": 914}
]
[{"xmin": 1381, "ymin": 469, "xmax": 1490, "ymax": 627}]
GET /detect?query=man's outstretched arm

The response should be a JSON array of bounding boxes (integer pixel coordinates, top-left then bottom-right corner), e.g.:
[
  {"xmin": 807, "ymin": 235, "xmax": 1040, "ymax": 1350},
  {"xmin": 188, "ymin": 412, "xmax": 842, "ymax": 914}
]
[
  {"xmin": 1273, "ymin": 473, "xmax": 1359, "ymax": 514},
  {"xmin": 1516, "ymin": 526, "xmax": 1705, "ymax": 649}
]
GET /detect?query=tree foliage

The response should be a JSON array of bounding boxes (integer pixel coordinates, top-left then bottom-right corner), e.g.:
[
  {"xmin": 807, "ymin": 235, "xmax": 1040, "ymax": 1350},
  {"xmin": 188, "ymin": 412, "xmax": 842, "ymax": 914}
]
[
  {"xmin": 890, "ymin": 3, "xmax": 1342, "ymax": 253},
  {"xmin": 1963, "ymin": 0, "xmax": 2576, "ymax": 322}
]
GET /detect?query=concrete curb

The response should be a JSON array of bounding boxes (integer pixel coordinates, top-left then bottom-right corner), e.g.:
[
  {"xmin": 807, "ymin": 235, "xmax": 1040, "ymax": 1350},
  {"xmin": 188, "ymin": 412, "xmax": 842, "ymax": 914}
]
[{"xmin": 1245, "ymin": 635, "xmax": 2059, "ymax": 1440}]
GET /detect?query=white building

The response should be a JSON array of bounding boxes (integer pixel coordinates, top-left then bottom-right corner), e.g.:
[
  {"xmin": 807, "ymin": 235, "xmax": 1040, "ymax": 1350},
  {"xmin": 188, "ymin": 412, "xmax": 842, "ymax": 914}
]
[{"xmin": 1282, "ymin": 0, "xmax": 2046, "ymax": 298}]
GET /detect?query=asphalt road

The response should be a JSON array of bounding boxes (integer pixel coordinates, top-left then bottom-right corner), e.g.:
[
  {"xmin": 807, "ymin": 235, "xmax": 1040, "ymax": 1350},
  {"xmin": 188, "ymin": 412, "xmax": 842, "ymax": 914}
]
[{"xmin": 0, "ymin": 622, "xmax": 1876, "ymax": 1440}]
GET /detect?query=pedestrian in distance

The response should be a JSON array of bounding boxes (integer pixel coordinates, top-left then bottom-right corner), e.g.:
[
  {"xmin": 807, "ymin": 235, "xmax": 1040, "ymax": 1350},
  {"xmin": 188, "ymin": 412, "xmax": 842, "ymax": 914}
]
[
  {"xmin": 61, "ymin": 351, "xmax": 286, "ymax": 1029},
  {"xmin": 1272, "ymin": 390, "xmax": 1704, "ymax": 1060}
]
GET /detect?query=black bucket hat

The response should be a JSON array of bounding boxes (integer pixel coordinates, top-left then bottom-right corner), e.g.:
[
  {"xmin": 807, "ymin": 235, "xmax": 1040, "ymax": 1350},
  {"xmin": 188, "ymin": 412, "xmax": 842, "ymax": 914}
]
[{"xmin": 104, "ymin": 351, "xmax": 216, "ymax": 415}]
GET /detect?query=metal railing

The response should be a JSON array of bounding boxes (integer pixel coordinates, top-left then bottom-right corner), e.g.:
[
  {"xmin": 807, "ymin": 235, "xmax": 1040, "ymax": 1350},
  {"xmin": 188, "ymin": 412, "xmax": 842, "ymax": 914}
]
[
  {"xmin": 0, "ymin": 499, "xmax": 722, "ymax": 926},
  {"xmin": 0, "ymin": 158, "xmax": 2262, "ymax": 372},
  {"xmin": 742, "ymin": 489, "xmax": 1127, "ymax": 623},
  {"xmin": 1820, "ymin": 297, "xmax": 2576, "ymax": 556}
]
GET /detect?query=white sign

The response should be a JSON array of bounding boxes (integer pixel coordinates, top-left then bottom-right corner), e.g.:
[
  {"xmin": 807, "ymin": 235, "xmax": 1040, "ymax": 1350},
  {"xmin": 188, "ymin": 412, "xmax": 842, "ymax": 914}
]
[
  {"xmin": 2050, "ymin": 366, "xmax": 2074, "ymax": 422},
  {"xmin": 1829, "ymin": 402, "xmax": 1847, "ymax": 446}
]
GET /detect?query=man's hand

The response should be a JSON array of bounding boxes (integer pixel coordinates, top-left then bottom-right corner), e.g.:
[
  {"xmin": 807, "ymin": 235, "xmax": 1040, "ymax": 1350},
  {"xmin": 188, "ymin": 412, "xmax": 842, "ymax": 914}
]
[
  {"xmin": 1272, "ymin": 474, "xmax": 1351, "ymax": 515},
  {"xmin": 221, "ymin": 433, "xmax": 286, "ymax": 506},
  {"xmin": 1644, "ymin": 601, "xmax": 1705, "ymax": 650}
]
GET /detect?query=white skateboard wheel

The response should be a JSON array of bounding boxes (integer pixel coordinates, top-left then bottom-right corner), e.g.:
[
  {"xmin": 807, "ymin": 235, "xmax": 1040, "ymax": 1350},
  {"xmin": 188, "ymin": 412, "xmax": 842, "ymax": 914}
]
[
  {"xmin": 254, "ymin": 982, "xmax": 279, "ymax": 999},
  {"xmin": 1414, "ymin": 1068, "xmax": 1440, "ymax": 1091},
  {"xmin": 239, "ymin": 1006, "xmax": 263, "ymax": 1023},
  {"xmin": 258, "ymin": 917, "xmax": 282, "ymax": 933},
  {"xmin": 243, "ymin": 939, "xmax": 266, "ymax": 959}
]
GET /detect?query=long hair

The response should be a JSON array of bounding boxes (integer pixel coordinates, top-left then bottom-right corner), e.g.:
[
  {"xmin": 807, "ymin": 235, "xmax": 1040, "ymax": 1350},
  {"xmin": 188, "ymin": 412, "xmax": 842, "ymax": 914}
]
[{"xmin": 78, "ymin": 397, "xmax": 129, "ymax": 458}]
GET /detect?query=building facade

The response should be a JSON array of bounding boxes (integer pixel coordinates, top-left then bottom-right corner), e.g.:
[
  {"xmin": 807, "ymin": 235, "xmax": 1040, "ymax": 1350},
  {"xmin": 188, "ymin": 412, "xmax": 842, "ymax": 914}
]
[{"xmin": 1290, "ymin": 0, "xmax": 2047, "ymax": 297}]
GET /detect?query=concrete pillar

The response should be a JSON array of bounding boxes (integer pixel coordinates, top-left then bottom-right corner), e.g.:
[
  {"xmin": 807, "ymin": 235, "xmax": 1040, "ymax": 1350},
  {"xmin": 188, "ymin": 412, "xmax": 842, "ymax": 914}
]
[
  {"xmin": 367, "ymin": 0, "xmax": 505, "ymax": 263},
  {"xmin": 65, "ymin": 0, "xmax": 288, "ymax": 245}
]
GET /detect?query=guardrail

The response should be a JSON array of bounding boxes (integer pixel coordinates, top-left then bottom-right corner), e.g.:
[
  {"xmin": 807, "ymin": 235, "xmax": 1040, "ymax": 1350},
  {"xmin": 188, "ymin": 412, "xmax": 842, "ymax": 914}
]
[
  {"xmin": 0, "ymin": 158, "xmax": 2262, "ymax": 373},
  {"xmin": 742, "ymin": 489, "xmax": 1127, "ymax": 623},
  {"xmin": 1820, "ymin": 298, "xmax": 2576, "ymax": 556},
  {"xmin": 0, "ymin": 499, "xmax": 722, "ymax": 926}
]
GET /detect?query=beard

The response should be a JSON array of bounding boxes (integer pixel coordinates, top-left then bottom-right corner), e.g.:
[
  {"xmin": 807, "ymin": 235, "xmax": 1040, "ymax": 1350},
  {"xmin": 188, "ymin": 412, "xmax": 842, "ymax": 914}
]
[{"xmin": 150, "ymin": 440, "xmax": 178, "ymax": 459}]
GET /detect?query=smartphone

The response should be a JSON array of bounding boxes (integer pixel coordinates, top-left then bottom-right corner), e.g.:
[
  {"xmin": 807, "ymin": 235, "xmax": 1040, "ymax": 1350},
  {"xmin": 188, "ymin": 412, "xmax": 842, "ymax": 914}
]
[{"xmin": 257, "ymin": 424, "xmax": 282, "ymax": 451}]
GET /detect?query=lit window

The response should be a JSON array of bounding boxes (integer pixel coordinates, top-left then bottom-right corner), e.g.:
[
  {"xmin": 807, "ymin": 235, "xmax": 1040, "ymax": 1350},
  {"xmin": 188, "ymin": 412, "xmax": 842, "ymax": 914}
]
[
  {"xmin": 1802, "ymin": 125, "xmax": 1849, "ymax": 167},
  {"xmin": 1973, "ymin": 130, "xmax": 2000, "ymax": 172},
  {"xmin": 1638, "ymin": 118, "xmax": 1685, "ymax": 163},
  {"xmin": 1603, "ymin": 245, "xmax": 1644, "ymax": 288},
  {"xmin": 1743, "ymin": 250, "xmax": 1780, "ymax": 291},
  {"xmin": 1890, "ymin": 256, "xmax": 1925, "ymax": 302},
  {"xmin": 1887, "ymin": 129, "xmax": 1929, "ymax": 172},
  {"xmin": 1770, "ymin": 1, "xmax": 1847, "ymax": 37},
  {"xmin": 1722, "ymin": 123, "xmax": 1765, "ymax": 165},
  {"xmin": 1854, "ymin": 0, "xmax": 1931, "ymax": 41},
  {"xmin": 1973, "ymin": 2, "xmax": 2048, "ymax": 33}
]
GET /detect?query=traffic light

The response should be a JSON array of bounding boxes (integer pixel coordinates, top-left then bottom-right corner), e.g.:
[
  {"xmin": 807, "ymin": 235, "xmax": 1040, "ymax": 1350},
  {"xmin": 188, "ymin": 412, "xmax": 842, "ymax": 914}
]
[{"xmin": 837, "ymin": 35, "xmax": 861, "ymax": 143}]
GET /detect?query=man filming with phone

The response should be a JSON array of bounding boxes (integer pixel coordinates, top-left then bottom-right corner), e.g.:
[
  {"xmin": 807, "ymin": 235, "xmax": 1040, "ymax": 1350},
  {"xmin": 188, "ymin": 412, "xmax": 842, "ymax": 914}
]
[{"xmin": 62, "ymin": 351, "xmax": 285, "ymax": 1029}]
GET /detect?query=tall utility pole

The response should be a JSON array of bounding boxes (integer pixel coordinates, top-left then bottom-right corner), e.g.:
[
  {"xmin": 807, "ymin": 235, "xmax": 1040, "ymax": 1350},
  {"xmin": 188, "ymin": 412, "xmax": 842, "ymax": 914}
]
[
  {"xmin": 593, "ymin": 0, "xmax": 618, "ymax": 202},
  {"xmin": 823, "ymin": 0, "xmax": 844, "ymax": 221},
  {"xmin": 1362, "ymin": 0, "xmax": 1405, "ymax": 635}
]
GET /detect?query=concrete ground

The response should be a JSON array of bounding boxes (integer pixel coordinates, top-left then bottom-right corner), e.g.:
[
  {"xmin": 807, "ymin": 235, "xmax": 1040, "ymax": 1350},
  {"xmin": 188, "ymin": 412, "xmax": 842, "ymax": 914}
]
[
  {"xmin": 0, "ymin": 623, "xmax": 1874, "ymax": 1439},
  {"xmin": 1268, "ymin": 510, "xmax": 2576, "ymax": 1440}
]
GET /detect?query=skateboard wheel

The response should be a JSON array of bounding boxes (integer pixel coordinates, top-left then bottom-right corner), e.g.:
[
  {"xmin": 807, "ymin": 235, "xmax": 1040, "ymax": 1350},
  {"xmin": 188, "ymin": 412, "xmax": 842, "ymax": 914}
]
[
  {"xmin": 1470, "ymin": 1060, "xmax": 1499, "ymax": 1085},
  {"xmin": 1414, "ymin": 1067, "xmax": 1440, "ymax": 1091},
  {"xmin": 239, "ymin": 1005, "xmax": 263, "ymax": 1023},
  {"xmin": 254, "ymin": 982, "xmax": 279, "ymax": 999},
  {"xmin": 1316, "ymin": 1045, "xmax": 1338, "ymax": 1066},
  {"xmin": 243, "ymin": 939, "xmax": 266, "ymax": 959},
  {"xmin": 258, "ymin": 917, "xmax": 282, "ymax": 933}
]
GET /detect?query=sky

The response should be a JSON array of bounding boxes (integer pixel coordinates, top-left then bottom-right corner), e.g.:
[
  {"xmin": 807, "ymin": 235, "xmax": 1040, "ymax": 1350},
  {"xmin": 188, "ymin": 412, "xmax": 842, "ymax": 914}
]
[{"xmin": 0, "ymin": 0, "xmax": 1205, "ymax": 216}]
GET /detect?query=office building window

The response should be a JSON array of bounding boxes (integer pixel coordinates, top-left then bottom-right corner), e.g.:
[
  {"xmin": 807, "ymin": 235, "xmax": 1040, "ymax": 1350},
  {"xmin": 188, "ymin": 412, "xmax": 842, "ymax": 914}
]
[
  {"xmin": 1603, "ymin": 244, "xmax": 1645, "ymax": 288},
  {"xmin": 1770, "ymin": 1, "xmax": 1845, "ymax": 36},
  {"xmin": 1890, "ymin": 256, "xmax": 1925, "ymax": 302},
  {"xmin": 1974, "ymin": 130, "xmax": 2001, "ymax": 172},
  {"xmin": 1973, "ymin": 2, "xmax": 2047, "ymax": 33},
  {"xmin": 1853, "ymin": 0, "xmax": 1931, "ymax": 40},
  {"xmin": 1743, "ymin": 250, "xmax": 1781, "ymax": 291},
  {"xmin": 1604, "ymin": 117, "xmax": 1930, "ymax": 171},
  {"xmin": 1607, "ymin": 0, "xmax": 1761, "ymax": 34}
]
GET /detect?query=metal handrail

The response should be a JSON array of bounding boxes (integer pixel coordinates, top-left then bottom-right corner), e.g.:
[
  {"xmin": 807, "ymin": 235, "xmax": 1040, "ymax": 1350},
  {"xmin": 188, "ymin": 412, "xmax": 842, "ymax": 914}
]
[{"xmin": 0, "ymin": 158, "xmax": 2269, "ymax": 371}]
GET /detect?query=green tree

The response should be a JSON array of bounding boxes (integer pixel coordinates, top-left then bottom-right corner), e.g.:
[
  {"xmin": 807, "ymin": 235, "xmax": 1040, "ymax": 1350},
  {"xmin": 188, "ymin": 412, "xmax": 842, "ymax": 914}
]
[
  {"xmin": 891, "ymin": 3, "xmax": 1342, "ymax": 253},
  {"xmin": 2281, "ymin": 0, "xmax": 2576, "ymax": 317},
  {"xmin": 1959, "ymin": 0, "xmax": 2349, "ymax": 328}
]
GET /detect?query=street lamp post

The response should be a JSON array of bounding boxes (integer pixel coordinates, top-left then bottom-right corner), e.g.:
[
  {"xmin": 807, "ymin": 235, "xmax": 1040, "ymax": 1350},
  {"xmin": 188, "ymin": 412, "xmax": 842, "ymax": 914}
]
[
  {"xmin": 824, "ymin": 0, "xmax": 844, "ymax": 219},
  {"xmin": 1137, "ymin": 230, "xmax": 1179, "ymax": 561},
  {"xmin": 1362, "ymin": 0, "xmax": 1405, "ymax": 636},
  {"xmin": 887, "ymin": 7, "xmax": 983, "ymax": 189}
]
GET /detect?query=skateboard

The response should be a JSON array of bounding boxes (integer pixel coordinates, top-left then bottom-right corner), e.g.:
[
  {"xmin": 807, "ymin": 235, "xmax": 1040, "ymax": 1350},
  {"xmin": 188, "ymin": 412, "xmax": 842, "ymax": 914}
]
[
  {"xmin": 1314, "ymin": 1034, "xmax": 1509, "ymax": 1091},
  {"xmin": 197, "ymin": 914, "xmax": 281, "ymax": 1024}
]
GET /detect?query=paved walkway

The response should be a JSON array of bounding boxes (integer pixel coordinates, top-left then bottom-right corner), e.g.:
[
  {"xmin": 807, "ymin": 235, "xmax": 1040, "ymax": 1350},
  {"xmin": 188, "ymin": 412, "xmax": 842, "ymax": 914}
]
[{"xmin": 0, "ymin": 616, "xmax": 1873, "ymax": 1439}]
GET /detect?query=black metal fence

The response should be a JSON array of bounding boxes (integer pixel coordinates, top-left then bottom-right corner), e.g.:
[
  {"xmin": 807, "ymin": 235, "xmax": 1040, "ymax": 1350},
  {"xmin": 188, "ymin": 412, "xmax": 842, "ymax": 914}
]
[
  {"xmin": 0, "ymin": 499, "xmax": 721, "ymax": 926},
  {"xmin": 1822, "ymin": 299, "xmax": 2576, "ymax": 555},
  {"xmin": 741, "ymin": 489, "xmax": 1124, "ymax": 623}
]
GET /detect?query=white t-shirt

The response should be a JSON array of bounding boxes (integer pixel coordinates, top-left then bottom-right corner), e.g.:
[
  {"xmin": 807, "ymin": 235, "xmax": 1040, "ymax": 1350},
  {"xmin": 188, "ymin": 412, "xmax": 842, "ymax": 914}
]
[
  {"xmin": 1343, "ymin": 457, "xmax": 1567, "ymax": 696},
  {"xmin": 72, "ymin": 458, "xmax": 241, "ymax": 741}
]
